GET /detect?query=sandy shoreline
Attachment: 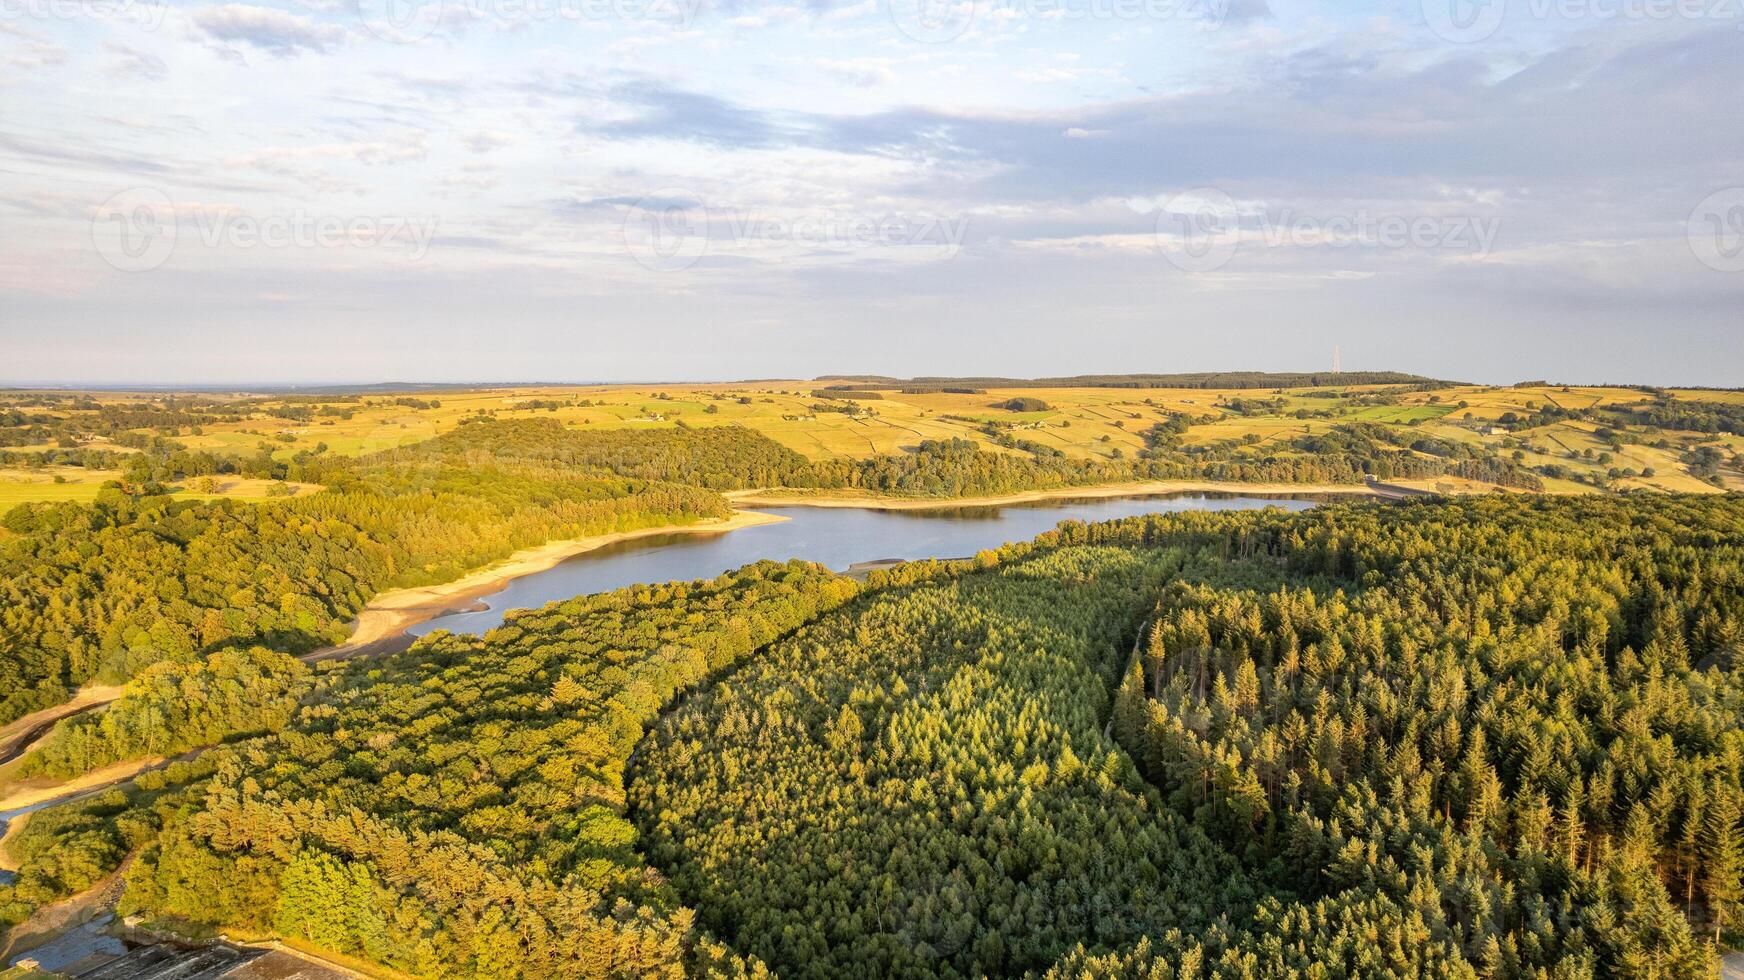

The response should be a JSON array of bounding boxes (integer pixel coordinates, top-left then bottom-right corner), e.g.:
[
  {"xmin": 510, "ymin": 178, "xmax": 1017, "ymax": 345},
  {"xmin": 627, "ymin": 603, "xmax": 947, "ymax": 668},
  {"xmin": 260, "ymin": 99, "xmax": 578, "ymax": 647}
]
[
  {"xmin": 0, "ymin": 755, "xmax": 173, "ymax": 823},
  {"xmin": 725, "ymin": 480, "xmax": 1382, "ymax": 510},
  {"xmin": 0, "ymin": 686, "xmax": 125, "ymax": 768},
  {"xmin": 307, "ymin": 509, "xmax": 791, "ymax": 660}
]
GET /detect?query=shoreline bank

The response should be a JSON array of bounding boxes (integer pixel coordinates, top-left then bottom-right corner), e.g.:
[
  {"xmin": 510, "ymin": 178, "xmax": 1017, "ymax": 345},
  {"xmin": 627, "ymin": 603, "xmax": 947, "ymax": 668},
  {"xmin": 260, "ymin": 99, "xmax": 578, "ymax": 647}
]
[
  {"xmin": 0, "ymin": 756, "xmax": 175, "ymax": 834},
  {"xmin": 725, "ymin": 480, "xmax": 1383, "ymax": 510},
  {"xmin": 0, "ymin": 686, "xmax": 126, "ymax": 768},
  {"xmin": 306, "ymin": 509, "xmax": 791, "ymax": 661}
]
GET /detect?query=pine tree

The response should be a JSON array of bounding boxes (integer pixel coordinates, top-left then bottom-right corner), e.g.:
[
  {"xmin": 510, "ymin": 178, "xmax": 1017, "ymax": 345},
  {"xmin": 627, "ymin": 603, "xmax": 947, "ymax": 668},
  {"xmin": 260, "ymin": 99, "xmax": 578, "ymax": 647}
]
[{"xmin": 1703, "ymin": 782, "xmax": 1743, "ymax": 944}]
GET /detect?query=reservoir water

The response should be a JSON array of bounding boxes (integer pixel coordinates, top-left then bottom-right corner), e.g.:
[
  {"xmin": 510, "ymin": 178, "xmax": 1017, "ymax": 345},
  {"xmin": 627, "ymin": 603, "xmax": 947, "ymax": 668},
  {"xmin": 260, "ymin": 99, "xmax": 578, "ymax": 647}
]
[{"xmin": 409, "ymin": 492, "xmax": 1323, "ymax": 638}]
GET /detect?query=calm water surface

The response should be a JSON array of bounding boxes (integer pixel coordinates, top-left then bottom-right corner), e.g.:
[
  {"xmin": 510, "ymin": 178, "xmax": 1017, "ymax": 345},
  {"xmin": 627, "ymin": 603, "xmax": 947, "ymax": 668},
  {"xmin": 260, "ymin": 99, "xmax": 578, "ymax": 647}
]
[{"xmin": 411, "ymin": 493, "xmax": 1321, "ymax": 638}]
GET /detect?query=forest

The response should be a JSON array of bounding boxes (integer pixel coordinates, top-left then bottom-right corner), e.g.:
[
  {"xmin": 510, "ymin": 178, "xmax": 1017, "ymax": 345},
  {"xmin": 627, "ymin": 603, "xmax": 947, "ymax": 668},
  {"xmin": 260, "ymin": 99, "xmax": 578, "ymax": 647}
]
[
  {"xmin": 630, "ymin": 496, "xmax": 1744, "ymax": 977},
  {"xmin": 3, "ymin": 493, "xmax": 1741, "ymax": 978},
  {"xmin": 0, "ymin": 433, "xmax": 727, "ymax": 724},
  {"xmin": 0, "ymin": 412, "xmax": 1556, "ymax": 725},
  {"xmin": 4, "ymin": 560, "xmax": 856, "ymax": 976}
]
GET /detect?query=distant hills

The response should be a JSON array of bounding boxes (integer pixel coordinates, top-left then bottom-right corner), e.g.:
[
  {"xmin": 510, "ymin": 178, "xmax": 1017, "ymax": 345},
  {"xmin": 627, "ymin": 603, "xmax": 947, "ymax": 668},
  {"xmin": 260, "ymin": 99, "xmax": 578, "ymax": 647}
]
[{"xmin": 815, "ymin": 371, "xmax": 1454, "ymax": 390}]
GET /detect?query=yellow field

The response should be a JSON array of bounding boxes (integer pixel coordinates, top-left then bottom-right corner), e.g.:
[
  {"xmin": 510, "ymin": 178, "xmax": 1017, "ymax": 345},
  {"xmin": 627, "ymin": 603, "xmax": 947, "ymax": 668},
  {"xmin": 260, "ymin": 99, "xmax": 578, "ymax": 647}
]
[
  {"xmin": 0, "ymin": 467, "xmax": 320, "ymax": 515},
  {"xmin": 172, "ymin": 476, "xmax": 324, "ymax": 502},
  {"xmin": 3, "ymin": 380, "xmax": 1740, "ymax": 505},
  {"xmin": 0, "ymin": 466, "xmax": 121, "ymax": 512}
]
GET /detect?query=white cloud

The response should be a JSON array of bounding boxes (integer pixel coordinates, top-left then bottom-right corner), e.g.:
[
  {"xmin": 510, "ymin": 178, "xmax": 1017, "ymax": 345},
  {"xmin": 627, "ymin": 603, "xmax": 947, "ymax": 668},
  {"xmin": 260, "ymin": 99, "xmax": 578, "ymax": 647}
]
[
  {"xmin": 193, "ymin": 4, "xmax": 346, "ymax": 57},
  {"xmin": 105, "ymin": 42, "xmax": 169, "ymax": 80},
  {"xmin": 816, "ymin": 57, "xmax": 897, "ymax": 87},
  {"xmin": 6, "ymin": 40, "xmax": 67, "ymax": 69},
  {"xmin": 460, "ymin": 131, "xmax": 514, "ymax": 153}
]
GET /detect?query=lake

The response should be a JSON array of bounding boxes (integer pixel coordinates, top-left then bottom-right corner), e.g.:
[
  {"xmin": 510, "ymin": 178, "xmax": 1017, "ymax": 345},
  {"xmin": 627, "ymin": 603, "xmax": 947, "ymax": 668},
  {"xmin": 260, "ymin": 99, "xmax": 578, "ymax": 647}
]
[{"xmin": 410, "ymin": 492, "xmax": 1323, "ymax": 638}]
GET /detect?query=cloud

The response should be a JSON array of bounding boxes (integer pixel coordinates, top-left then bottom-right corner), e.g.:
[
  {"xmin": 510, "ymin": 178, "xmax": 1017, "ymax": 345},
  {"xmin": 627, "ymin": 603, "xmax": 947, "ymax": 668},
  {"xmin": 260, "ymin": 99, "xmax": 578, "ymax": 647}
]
[
  {"xmin": 3, "ymin": 30, "xmax": 67, "ymax": 70},
  {"xmin": 460, "ymin": 130, "xmax": 513, "ymax": 153},
  {"xmin": 591, "ymin": 81, "xmax": 790, "ymax": 147},
  {"xmin": 193, "ymin": 4, "xmax": 346, "ymax": 57},
  {"xmin": 816, "ymin": 57, "xmax": 897, "ymax": 87},
  {"xmin": 105, "ymin": 42, "xmax": 169, "ymax": 80},
  {"xmin": 1217, "ymin": 0, "xmax": 1272, "ymax": 25},
  {"xmin": 221, "ymin": 135, "xmax": 429, "ymax": 192},
  {"xmin": 12, "ymin": 43, "xmax": 67, "ymax": 69},
  {"xmin": 225, "ymin": 137, "xmax": 429, "ymax": 171}
]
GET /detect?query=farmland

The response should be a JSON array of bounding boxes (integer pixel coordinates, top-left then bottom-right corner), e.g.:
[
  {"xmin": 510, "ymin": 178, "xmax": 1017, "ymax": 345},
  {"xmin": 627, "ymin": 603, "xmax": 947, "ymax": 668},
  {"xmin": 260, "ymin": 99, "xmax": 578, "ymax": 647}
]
[{"xmin": 1, "ymin": 377, "xmax": 1741, "ymax": 515}]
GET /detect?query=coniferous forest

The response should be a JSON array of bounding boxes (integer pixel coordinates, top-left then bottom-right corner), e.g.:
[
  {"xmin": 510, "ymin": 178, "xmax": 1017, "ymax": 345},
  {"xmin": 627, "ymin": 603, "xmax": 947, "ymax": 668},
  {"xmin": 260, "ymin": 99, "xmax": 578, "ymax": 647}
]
[
  {"xmin": 0, "ymin": 416, "xmax": 1741, "ymax": 978},
  {"xmin": 3, "ymin": 486, "xmax": 1742, "ymax": 977}
]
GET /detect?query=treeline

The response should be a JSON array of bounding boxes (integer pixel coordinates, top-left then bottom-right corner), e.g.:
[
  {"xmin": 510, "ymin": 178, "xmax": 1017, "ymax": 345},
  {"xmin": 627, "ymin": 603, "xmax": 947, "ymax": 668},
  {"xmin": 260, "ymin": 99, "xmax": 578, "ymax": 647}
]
[
  {"xmin": 397, "ymin": 417, "xmax": 819, "ymax": 490},
  {"xmin": 18, "ymin": 647, "xmax": 312, "ymax": 780},
  {"xmin": 438, "ymin": 419, "xmax": 1544, "ymax": 500},
  {"xmin": 0, "ymin": 450, "xmax": 725, "ymax": 724},
  {"xmin": 0, "ymin": 439, "xmax": 315, "ymax": 485},
  {"xmin": 0, "ymin": 393, "xmax": 299, "ymax": 455},
  {"xmin": 812, "ymin": 437, "xmax": 1129, "ymax": 497},
  {"xmin": 1617, "ymin": 398, "xmax": 1744, "ymax": 437},
  {"xmin": 1137, "ymin": 419, "xmax": 1543, "ymax": 489},
  {"xmin": 4, "ymin": 560, "xmax": 854, "ymax": 976}
]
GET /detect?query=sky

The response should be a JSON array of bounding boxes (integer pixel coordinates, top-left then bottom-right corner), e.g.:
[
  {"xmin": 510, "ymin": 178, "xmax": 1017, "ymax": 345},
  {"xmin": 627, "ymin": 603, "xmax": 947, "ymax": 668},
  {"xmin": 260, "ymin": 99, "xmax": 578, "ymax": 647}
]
[{"xmin": 0, "ymin": 0, "xmax": 1740, "ymax": 386}]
